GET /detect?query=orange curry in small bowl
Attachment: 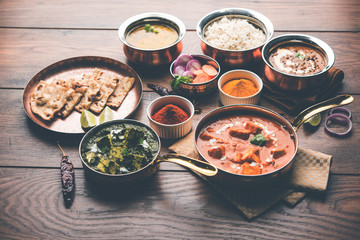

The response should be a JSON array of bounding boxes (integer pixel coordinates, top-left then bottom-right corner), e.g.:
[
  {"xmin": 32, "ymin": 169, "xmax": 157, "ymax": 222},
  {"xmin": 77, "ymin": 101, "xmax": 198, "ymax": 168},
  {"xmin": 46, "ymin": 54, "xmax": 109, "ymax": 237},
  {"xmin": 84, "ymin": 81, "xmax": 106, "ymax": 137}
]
[{"xmin": 196, "ymin": 114, "xmax": 296, "ymax": 176}]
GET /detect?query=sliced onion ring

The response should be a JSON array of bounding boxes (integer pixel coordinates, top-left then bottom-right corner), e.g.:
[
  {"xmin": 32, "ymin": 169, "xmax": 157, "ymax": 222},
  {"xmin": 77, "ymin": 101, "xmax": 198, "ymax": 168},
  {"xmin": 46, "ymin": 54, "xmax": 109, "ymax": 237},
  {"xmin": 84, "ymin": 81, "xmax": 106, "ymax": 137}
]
[
  {"xmin": 328, "ymin": 107, "xmax": 352, "ymax": 119},
  {"xmin": 325, "ymin": 113, "xmax": 352, "ymax": 136}
]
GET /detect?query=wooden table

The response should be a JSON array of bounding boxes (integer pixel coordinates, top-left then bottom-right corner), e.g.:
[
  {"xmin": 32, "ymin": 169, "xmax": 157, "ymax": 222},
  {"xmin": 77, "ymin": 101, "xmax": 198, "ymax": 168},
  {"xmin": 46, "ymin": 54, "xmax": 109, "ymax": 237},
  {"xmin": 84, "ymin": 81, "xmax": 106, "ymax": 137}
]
[{"xmin": 1, "ymin": 1, "xmax": 359, "ymax": 239}]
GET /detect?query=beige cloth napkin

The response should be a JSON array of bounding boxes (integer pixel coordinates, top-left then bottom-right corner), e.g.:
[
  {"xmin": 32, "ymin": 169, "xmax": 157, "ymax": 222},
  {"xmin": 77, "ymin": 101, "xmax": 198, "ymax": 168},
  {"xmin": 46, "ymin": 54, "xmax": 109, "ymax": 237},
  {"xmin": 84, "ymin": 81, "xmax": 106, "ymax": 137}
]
[{"xmin": 169, "ymin": 132, "xmax": 332, "ymax": 220}]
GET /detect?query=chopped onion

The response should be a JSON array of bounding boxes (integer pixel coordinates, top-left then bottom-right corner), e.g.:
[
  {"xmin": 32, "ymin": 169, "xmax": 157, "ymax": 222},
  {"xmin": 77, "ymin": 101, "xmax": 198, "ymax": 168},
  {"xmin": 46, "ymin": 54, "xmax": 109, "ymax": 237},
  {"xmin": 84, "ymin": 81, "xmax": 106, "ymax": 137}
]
[
  {"xmin": 325, "ymin": 113, "xmax": 352, "ymax": 137},
  {"xmin": 186, "ymin": 59, "xmax": 202, "ymax": 74},
  {"xmin": 328, "ymin": 107, "xmax": 352, "ymax": 119},
  {"xmin": 173, "ymin": 65, "xmax": 185, "ymax": 75},
  {"xmin": 182, "ymin": 71, "xmax": 194, "ymax": 78},
  {"xmin": 175, "ymin": 54, "xmax": 193, "ymax": 67}
]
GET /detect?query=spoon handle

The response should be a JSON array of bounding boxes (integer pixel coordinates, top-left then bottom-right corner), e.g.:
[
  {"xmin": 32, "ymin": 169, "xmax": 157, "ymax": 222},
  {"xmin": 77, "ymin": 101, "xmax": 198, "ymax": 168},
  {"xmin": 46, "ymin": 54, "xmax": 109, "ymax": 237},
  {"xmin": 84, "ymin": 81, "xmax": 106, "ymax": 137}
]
[
  {"xmin": 292, "ymin": 94, "xmax": 354, "ymax": 131},
  {"xmin": 158, "ymin": 154, "xmax": 218, "ymax": 177}
]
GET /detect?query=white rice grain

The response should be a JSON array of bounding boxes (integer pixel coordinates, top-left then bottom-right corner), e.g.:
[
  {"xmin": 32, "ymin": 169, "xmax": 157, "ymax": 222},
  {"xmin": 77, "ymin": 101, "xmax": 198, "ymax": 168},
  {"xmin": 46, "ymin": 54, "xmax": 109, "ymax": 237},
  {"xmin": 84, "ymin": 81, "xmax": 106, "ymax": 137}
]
[{"xmin": 204, "ymin": 17, "xmax": 266, "ymax": 51}]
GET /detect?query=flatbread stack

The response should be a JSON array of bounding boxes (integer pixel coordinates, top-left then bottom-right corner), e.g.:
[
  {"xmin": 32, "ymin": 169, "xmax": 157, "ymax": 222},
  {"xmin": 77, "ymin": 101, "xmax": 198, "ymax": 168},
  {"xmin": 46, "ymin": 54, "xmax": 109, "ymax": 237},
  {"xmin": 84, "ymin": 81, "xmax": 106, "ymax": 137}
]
[{"xmin": 30, "ymin": 68, "xmax": 135, "ymax": 121}]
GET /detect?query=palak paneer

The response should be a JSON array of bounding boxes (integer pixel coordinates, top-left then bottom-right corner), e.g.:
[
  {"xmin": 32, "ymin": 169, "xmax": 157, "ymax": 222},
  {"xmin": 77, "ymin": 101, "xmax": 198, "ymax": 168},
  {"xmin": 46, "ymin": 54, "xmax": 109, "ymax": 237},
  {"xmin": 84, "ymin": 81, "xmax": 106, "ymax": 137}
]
[{"xmin": 82, "ymin": 123, "xmax": 159, "ymax": 175}]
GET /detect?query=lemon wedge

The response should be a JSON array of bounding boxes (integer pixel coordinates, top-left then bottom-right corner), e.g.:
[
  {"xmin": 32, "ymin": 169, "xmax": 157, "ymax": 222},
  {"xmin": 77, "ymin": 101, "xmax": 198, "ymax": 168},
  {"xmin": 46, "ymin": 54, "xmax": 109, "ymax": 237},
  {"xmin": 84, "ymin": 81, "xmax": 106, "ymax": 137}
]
[
  {"xmin": 80, "ymin": 110, "xmax": 97, "ymax": 130},
  {"xmin": 304, "ymin": 113, "xmax": 321, "ymax": 127},
  {"xmin": 99, "ymin": 106, "xmax": 114, "ymax": 124}
]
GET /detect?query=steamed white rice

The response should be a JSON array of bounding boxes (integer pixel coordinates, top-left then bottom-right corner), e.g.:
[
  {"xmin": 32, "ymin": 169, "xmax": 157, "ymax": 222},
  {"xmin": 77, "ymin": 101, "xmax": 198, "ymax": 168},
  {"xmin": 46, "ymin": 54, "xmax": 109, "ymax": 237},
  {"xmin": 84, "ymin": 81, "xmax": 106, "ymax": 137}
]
[{"xmin": 204, "ymin": 17, "xmax": 266, "ymax": 51}]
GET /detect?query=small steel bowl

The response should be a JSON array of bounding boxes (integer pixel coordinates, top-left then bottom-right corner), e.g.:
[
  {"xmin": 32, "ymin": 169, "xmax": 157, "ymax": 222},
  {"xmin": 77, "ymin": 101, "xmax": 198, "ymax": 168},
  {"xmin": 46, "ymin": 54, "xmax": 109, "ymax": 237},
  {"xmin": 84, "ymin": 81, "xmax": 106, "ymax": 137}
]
[
  {"xmin": 218, "ymin": 69, "xmax": 263, "ymax": 106},
  {"xmin": 147, "ymin": 95, "xmax": 194, "ymax": 139},
  {"xmin": 118, "ymin": 12, "xmax": 186, "ymax": 66},
  {"xmin": 262, "ymin": 34, "xmax": 335, "ymax": 93},
  {"xmin": 197, "ymin": 8, "xmax": 274, "ymax": 68},
  {"xmin": 169, "ymin": 54, "xmax": 221, "ymax": 97}
]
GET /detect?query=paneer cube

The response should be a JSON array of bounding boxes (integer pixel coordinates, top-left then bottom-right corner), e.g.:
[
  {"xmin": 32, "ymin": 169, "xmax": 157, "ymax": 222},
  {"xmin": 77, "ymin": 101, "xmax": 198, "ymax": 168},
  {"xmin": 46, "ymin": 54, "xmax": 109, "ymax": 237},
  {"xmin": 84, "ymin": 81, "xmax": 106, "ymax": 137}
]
[
  {"xmin": 240, "ymin": 162, "xmax": 261, "ymax": 175},
  {"xmin": 229, "ymin": 128, "xmax": 251, "ymax": 140},
  {"xmin": 234, "ymin": 148, "xmax": 261, "ymax": 163},
  {"xmin": 244, "ymin": 121, "xmax": 263, "ymax": 134},
  {"xmin": 199, "ymin": 132, "xmax": 213, "ymax": 140},
  {"xmin": 271, "ymin": 148, "xmax": 287, "ymax": 159},
  {"xmin": 208, "ymin": 145, "xmax": 225, "ymax": 159}
]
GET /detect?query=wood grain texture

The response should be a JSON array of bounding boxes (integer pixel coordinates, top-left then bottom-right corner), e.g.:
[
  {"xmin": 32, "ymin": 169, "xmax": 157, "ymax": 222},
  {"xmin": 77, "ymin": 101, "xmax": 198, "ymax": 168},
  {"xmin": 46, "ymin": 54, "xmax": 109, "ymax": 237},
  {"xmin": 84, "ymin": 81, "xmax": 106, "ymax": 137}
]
[
  {"xmin": 0, "ymin": 168, "xmax": 359, "ymax": 240},
  {"xmin": 0, "ymin": 0, "xmax": 359, "ymax": 233},
  {"xmin": 1, "ymin": 29, "xmax": 360, "ymax": 93},
  {"xmin": 0, "ymin": 0, "xmax": 359, "ymax": 31},
  {"xmin": 0, "ymin": 89, "xmax": 359, "ymax": 175}
]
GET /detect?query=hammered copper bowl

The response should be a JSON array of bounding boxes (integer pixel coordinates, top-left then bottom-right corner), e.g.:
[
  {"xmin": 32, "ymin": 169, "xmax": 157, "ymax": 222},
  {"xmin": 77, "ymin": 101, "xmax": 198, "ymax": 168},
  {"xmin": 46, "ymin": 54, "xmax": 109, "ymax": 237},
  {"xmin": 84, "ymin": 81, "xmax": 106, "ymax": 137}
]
[
  {"xmin": 196, "ymin": 8, "xmax": 274, "ymax": 68},
  {"xmin": 118, "ymin": 12, "xmax": 186, "ymax": 66},
  {"xmin": 169, "ymin": 54, "xmax": 221, "ymax": 96},
  {"xmin": 262, "ymin": 34, "xmax": 335, "ymax": 93}
]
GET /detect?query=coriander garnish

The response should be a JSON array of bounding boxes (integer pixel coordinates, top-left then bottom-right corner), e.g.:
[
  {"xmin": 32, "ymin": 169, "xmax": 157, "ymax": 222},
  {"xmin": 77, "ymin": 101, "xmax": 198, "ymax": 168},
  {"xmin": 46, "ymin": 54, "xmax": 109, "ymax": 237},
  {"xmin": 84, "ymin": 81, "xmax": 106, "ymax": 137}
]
[
  {"xmin": 144, "ymin": 24, "xmax": 159, "ymax": 34},
  {"xmin": 295, "ymin": 53, "xmax": 305, "ymax": 60},
  {"xmin": 250, "ymin": 134, "xmax": 267, "ymax": 146}
]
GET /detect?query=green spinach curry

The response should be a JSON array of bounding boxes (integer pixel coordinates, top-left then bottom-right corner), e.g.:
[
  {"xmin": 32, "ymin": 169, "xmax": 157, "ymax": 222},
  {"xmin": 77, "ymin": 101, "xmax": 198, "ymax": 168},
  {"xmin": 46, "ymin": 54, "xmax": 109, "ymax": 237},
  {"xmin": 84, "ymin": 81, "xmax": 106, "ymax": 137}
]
[{"xmin": 82, "ymin": 123, "xmax": 159, "ymax": 175}]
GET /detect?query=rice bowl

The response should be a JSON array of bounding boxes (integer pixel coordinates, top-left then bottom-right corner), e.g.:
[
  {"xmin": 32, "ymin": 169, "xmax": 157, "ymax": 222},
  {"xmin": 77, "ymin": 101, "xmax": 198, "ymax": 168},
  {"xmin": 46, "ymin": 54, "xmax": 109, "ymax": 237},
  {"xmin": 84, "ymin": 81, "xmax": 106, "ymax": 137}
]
[
  {"xmin": 204, "ymin": 16, "xmax": 266, "ymax": 51},
  {"xmin": 197, "ymin": 8, "xmax": 274, "ymax": 67}
]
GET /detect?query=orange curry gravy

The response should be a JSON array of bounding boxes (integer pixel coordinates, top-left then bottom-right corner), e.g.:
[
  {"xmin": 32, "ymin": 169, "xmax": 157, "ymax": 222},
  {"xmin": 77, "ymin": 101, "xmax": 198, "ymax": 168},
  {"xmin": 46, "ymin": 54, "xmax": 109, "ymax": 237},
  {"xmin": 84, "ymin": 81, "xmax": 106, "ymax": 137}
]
[{"xmin": 196, "ymin": 115, "xmax": 296, "ymax": 175}]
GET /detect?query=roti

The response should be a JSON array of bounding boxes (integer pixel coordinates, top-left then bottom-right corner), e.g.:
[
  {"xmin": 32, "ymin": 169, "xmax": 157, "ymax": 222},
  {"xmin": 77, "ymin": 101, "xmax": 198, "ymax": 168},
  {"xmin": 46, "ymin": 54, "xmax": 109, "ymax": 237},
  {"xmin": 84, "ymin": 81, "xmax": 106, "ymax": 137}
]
[
  {"xmin": 55, "ymin": 78, "xmax": 83, "ymax": 118},
  {"xmin": 30, "ymin": 80, "xmax": 74, "ymax": 121},
  {"xmin": 30, "ymin": 68, "xmax": 135, "ymax": 121},
  {"xmin": 89, "ymin": 69, "xmax": 119, "ymax": 113},
  {"xmin": 74, "ymin": 70, "xmax": 102, "ymax": 113},
  {"xmin": 107, "ymin": 76, "xmax": 135, "ymax": 108}
]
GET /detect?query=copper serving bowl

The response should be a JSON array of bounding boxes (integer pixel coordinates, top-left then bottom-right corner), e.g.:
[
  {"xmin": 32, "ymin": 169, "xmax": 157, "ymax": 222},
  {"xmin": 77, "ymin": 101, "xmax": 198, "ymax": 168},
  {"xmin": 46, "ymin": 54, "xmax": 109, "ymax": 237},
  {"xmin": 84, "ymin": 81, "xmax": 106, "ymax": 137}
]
[
  {"xmin": 118, "ymin": 12, "xmax": 186, "ymax": 66},
  {"xmin": 169, "ymin": 54, "xmax": 221, "ymax": 96},
  {"xmin": 196, "ymin": 8, "xmax": 273, "ymax": 68},
  {"xmin": 262, "ymin": 34, "xmax": 335, "ymax": 93}
]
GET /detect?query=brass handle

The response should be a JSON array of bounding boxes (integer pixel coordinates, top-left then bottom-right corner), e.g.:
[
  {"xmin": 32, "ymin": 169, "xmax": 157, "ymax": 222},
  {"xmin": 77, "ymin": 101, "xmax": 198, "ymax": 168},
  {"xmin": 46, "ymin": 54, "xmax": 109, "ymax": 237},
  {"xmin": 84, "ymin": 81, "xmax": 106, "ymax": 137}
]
[
  {"xmin": 292, "ymin": 94, "xmax": 354, "ymax": 131},
  {"xmin": 158, "ymin": 154, "xmax": 218, "ymax": 177}
]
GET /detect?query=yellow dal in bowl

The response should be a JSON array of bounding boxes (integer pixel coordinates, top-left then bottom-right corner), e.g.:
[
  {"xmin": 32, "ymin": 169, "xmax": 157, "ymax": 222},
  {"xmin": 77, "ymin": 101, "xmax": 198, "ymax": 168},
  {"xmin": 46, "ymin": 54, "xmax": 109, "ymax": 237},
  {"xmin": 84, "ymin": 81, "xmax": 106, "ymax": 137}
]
[{"xmin": 126, "ymin": 24, "xmax": 178, "ymax": 50}]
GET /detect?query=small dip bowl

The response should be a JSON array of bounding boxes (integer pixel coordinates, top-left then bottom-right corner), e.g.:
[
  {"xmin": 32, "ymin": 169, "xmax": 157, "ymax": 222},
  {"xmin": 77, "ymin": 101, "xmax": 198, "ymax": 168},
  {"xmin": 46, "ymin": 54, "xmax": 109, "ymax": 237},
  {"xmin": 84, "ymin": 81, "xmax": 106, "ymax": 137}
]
[
  {"xmin": 218, "ymin": 69, "xmax": 263, "ymax": 106},
  {"xmin": 169, "ymin": 54, "xmax": 221, "ymax": 97},
  {"xmin": 118, "ymin": 12, "xmax": 186, "ymax": 66},
  {"xmin": 147, "ymin": 95, "xmax": 194, "ymax": 139},
  {"xmin": 197, "ymin": 8, "xmax": 273, "ymax": 68},
  {"xmin": 262, "ymin": 34, "xmax": 335, "ymax": 93}
]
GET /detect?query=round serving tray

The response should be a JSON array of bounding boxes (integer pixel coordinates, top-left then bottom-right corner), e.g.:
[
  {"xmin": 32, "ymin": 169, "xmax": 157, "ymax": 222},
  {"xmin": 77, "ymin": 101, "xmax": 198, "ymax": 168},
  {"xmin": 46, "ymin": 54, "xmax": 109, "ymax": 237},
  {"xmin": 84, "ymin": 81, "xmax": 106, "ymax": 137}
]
[{"xmin": 23, "ymin": 56, "xmax": 143, "ymax": 134}]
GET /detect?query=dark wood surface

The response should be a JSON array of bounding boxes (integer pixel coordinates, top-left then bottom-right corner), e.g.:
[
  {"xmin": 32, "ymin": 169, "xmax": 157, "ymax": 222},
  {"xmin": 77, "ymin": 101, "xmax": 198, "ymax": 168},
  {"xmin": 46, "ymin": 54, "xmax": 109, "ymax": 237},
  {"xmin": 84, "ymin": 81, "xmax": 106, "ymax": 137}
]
[{"xmin": 0, "ymin": 0, "xmax": 359, "ymax": 239}]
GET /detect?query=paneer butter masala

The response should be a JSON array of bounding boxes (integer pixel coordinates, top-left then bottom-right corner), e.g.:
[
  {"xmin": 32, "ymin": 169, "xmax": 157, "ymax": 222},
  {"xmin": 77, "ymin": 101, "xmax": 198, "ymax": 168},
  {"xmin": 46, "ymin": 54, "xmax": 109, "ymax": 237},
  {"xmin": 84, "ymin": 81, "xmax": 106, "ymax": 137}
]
[{"xmin": 197, "ymin": 115, "xmax": 296, "ymax": 175}]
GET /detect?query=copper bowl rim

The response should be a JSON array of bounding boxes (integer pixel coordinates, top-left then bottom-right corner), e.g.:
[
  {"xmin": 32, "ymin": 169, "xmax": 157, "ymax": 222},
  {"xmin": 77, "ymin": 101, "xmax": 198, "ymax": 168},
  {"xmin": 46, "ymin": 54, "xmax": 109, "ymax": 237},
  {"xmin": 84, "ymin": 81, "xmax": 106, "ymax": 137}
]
[
  {"xmin": 196, "ymin": 8, "xmax": 274, "ymax": 53},
  {"xmin": 169, "ymin": 54, "xmax": 221, "ymax": 87},
  {"xmin": 118, "ymin": 12, "xmax": 186, "ymax": 52},
  {"xmin": 79, "ymin": 119, "xmax": 161, "ymax": 178},
  {"xmin": 261, "ymin": 33, "xmax": 335, "ymax": 78},
  {"xmin": 194, "ymin": 104, "xmax": 299, "ymax": 178}
]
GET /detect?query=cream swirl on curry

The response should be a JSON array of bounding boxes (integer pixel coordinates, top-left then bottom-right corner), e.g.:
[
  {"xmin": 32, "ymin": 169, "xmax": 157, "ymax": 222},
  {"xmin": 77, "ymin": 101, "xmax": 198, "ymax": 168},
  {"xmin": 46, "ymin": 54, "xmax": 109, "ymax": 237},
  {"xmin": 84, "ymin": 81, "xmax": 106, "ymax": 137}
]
[{"xmin": 269, "ymin": 44, "xmax": 327, "ymax": 76}]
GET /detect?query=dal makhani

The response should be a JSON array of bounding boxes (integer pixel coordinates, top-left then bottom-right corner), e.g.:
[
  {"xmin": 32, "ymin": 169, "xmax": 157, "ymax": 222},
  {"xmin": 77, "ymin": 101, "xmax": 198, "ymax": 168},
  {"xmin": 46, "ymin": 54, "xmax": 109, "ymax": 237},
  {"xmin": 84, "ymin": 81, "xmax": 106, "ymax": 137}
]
[{"xmin": 269, "ymin": 44, "xmax": 327, "ymax": 76}]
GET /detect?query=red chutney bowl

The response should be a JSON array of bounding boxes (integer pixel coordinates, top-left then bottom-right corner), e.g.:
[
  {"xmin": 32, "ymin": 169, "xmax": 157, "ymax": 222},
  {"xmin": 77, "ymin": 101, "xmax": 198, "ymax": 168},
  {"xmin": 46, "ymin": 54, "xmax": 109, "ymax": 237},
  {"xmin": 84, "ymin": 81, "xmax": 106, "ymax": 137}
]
[{"xmin": 147, "ymin": 95, "xmax": 194, "ymax": 139}]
